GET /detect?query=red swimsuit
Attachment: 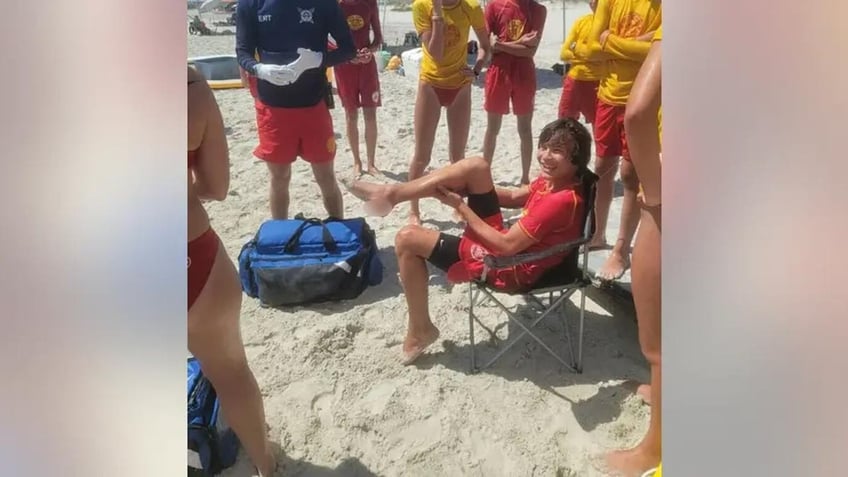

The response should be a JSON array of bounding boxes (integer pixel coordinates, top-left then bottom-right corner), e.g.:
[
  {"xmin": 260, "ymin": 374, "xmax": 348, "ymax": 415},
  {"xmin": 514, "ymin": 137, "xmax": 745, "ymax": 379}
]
[{"xmin": 188, "ymin": 149, "xmax": 220, "ymax": 310}]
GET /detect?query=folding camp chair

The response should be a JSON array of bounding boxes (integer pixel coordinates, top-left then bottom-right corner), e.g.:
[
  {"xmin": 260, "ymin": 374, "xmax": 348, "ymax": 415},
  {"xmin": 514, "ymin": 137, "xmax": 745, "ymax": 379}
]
[{"xmin": 467, "ymin": 172, "xmax": 598, "ymax": 374}]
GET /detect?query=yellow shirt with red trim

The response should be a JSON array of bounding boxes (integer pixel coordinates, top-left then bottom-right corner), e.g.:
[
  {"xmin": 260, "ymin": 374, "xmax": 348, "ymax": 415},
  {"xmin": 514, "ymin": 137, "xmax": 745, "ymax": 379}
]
[
  {"xmin": 412, "ymin": 0, "xmax": 486, "ymax": 89},
  {"xmin": 560, "ymin": 14, "xmax": 604, "ymax": 81},
  {"xmin": 653, "ymin": 25, "xmax": 662, "ymax": 147},
  {"xmin": 583, "ymin": 0, "xmax": 662, "ymax": 106}
]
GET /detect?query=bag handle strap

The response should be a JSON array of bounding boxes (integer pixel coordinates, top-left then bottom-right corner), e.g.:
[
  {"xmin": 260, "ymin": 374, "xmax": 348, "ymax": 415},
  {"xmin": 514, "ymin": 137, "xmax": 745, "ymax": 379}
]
[{"xmin": 285, "ymin": 214, "xmax": 338, "ymax": 253}]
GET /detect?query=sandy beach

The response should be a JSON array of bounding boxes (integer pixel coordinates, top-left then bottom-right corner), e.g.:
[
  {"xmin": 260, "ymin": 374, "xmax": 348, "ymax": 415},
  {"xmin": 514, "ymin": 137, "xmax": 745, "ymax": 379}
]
[{"xmin": 189, "ymin": 3, "xmax": 649, "ymax": 475}]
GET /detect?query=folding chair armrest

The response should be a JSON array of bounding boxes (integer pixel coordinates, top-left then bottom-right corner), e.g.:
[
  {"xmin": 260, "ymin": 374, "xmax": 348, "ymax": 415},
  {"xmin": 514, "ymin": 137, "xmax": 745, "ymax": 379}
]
[{"xmin": 483, "ymin": 236, "xmax": 590, "ymax": 269}]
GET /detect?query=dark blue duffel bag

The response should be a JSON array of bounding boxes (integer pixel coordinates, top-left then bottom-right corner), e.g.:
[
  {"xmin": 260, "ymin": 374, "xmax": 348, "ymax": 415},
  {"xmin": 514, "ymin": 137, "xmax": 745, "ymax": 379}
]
[
  {"xmin": 238, "ymin": 215, "xmax": 383, "ymax": 307},
  {"xmin": 188, "ymin": 357, "xmax": 239, "ymax": 476}
]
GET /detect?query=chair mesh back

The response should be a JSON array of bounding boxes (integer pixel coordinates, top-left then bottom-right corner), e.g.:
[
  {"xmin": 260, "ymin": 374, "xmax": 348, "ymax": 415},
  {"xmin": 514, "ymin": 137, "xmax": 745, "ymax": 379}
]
[
  {"xmin": 581, "ymin": 171, "xmax": 599, "ymax": 242},
  {"xmin": 532, "ymin": 172, "xmax": 599, "ymax": 288}
]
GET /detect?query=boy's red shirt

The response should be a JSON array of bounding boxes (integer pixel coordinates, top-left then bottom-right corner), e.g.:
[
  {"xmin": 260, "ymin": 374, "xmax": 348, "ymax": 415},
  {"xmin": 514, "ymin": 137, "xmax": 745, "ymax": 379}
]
[{"xmin": 449, "ymin": 176, "xmax": 584, "ymax": 290}]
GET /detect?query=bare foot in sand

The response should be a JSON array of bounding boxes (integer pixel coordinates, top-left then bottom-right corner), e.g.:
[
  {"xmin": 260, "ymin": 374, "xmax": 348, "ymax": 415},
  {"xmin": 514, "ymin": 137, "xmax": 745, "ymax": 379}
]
[
  {"xmin": 353, "ymin": 162, "xmax": 363, "ymax": 179},
  {"xmin": 257, "ymin": 447, "xmax": 277, "ymax": 477},
  {"xmin": 348, "ymin": 179, "xmax": 394, "ymax": 217},
  {"xmin": 401, "ymin": 325, "xmax": 440, "ymax": 365},
  {"xmin": 636, "ymin": 384, "xmax": 651, "ymax": 405},
  {"xmin": 366, "ymin": 164, "xmax": 383, "ymax": 177},
  {"xmin": 606, "ymin": 445, "xmax": 661, "ymax": 477},
  {"xmin": 596, "ymin": 248, "xmax": 631, "ymax": 282},
  {"xmin": 408, "ymin": 213, "xmax": 422, "ymax": 226}
]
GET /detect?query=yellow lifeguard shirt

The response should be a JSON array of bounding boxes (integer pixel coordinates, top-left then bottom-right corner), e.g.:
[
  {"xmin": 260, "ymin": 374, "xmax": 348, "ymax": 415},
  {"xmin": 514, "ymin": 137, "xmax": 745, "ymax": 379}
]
[
  {"xmin": 579, "ymin": 0, "xmax": 662, "ymax": 106},
  {"xmin": 412, "ymin": 0, "xmax": 485, "ymax": 89},
  {"xmin": 560, "ymin": 13, "xmax": 604, "ymax": 81},
  {"xmin": 654, "ymin": 25, "xmax": 662, "ymax": 147}
]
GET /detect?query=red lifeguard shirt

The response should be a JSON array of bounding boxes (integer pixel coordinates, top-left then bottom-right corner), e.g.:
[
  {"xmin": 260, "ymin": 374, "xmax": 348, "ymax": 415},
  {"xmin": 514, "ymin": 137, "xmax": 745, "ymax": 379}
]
[
  {"xmin": 339, "ymin": 0, "xmax": 379, "ymax": 50},
  {"xmin": 485, "ymin": 0, "xmax": 545, "ymax": 69},
  {"xmin": 449, "ymin": 177, "xmax": 584, "ymax": 290}
]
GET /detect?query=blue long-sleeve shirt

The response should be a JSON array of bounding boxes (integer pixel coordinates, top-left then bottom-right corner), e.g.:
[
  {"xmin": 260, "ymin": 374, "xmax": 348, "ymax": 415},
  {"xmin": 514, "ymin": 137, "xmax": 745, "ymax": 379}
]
[{"xmin": 236, "ymin": 0, "xmax": 356, "ymax": 108}]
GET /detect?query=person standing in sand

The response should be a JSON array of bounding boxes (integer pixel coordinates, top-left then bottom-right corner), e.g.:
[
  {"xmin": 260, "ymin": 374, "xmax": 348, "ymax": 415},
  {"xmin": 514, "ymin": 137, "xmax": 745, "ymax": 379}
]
[
  {"xmin": 576, "ymin": 0, "xmax": 661, "ymax": 282},
  {"xmin": 407, "ymin": 0, "xmax": 491, "ymax": 225},
  {"xmin": 188, "ymin": 66, "xmax": 276, "ymax": 477},
  {"xmin": 557, "ymin": 0, "xmax": 604, "ymax": 125},
  {"xmin": 481, "ymin": 0, "xmax": 547, "ymax": 186},
  {"xmin": 348, "ymin": 119, "xmax": 591, "ymax": 364},
  {"xmin": 606, "ymin": 26, "xmax": 662, "ymax": 477},
  {"xmin": 236, "ymin": 0, "xmax": 357, "ymax": 219},
  {"xmin": 336, "ymin": 0, "xmax": 384, "ymax": 178}
]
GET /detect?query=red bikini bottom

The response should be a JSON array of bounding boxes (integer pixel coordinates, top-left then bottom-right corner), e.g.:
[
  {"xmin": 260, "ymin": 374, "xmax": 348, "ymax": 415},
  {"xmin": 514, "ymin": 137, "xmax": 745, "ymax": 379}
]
[{"xmin": 188, "ymin": 228, "xmax": 219, "ymax": 310}]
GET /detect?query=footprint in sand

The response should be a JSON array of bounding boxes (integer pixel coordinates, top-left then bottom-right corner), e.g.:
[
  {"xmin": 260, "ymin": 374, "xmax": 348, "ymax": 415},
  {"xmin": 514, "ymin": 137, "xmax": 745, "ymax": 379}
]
[
  {"xmin": 385, "ymin": 414, "xmax": 442, "ymax": 462},
  {"xmin": 466, "ymin": 428, "xmax": 509, "ymax": 474},
  {"xmin": 312, "ymin": 391, "xmax": 335, "ymax": 428},
  {"xmin": 281, "ymin": 378, "xmax": 335, "ymax": 413},
  {"xmin": 361, "ymin": 380, "xmax": 398, "ymax": 415}
]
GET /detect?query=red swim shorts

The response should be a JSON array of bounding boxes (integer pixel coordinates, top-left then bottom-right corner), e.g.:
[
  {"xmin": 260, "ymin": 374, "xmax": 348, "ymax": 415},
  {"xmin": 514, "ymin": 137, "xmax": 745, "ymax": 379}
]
[
  {"xmin": 484, "ymin": 63, "xmax": 536, "ymax": 116},
  {"xmin": 334, "ymin": 61, "xmax": 381, "ymax": 109},
  {"xmin": 594, "ymin": 101, "xmax": 630, "ymax": 160},
  {"xmin": 253, "ymin": 100, "xmax": 337, "ymax": 164},
  {"xmin": 558, "ymin": 76, "xmax": 599, "ymax": 123}
]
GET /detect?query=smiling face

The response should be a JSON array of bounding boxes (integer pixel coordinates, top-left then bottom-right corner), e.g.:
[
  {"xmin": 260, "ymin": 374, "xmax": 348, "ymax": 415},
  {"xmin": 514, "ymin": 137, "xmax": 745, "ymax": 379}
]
[
  {"xmin": 536, "ymin": 118, "xmax": 592, "ymax": 186},
  {"xmin": 536, "ymin": 143, "xmax": 578, "ymax": 182}
]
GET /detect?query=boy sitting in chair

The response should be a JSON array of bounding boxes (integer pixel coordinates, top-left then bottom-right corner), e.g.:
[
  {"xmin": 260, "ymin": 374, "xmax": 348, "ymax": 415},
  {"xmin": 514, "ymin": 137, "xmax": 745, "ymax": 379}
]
[{"xmin": 348, "ymin": 118, "xmax": 593, "ymax": 364}]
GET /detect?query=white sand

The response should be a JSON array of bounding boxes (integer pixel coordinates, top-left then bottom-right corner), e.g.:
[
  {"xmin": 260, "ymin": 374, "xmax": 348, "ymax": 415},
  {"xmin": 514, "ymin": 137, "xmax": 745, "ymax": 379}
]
[{"xmin": 190, "ymin": 3, "xmax": 649, "ymax": 475}]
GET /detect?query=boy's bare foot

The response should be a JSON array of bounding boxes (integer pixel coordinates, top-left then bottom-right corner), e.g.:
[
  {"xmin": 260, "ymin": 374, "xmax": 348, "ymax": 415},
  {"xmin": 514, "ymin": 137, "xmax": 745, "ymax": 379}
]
[
  {"xmin": 348, "ymin": 180, "xmax": 394, "ymax": 217},
  {"xmin": 353, "ymin": 162, "xmax": 363, "ymax": 178},
  {"xmin": 596, "ymin": 249, "xmax": 631, "ymax": 282},
  {"xmin": 408, "ymin": 213, "xmax": 422, "ymax": 226},
  {"xmin": 401, "ymin": 325, "xmax": 440, "ymax": 365},
  {"xmin": 636, "ymin": 384, "xmax": 651, "ymax": 404},
  {"xmin": 606, "ymin": 445, "xmax": 661, "ymax": 477}
]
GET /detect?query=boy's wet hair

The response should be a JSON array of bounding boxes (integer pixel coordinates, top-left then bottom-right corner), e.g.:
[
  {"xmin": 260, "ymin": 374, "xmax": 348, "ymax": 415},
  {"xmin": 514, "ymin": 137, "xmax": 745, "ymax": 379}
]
[{"xmin": 538, "ymin": 118, "xmax": 593, "ymax": 177}]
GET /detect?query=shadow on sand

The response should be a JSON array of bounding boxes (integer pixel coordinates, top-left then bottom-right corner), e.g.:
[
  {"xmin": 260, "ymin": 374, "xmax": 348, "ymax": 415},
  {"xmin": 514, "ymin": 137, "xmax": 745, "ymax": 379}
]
[
  {"xmin": 407, "ymin": 286, "xmax": 647, "ymax": 432},
  {"xmin": 223, "ymin": 442, "xmax": 381, "ymax": 477}
]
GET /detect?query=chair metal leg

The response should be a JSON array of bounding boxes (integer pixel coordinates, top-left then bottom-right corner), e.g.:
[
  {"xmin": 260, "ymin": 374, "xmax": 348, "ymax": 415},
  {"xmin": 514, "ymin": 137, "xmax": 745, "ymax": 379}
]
[
  {"xmin": 560, "ymin": 293, "xmax": 576, "ymax": 368},
  {"xmin": 469, "ymin": 282, "xmax": 476, "ymax": 373},
  {"xmin": 478, "ymin": 288, "xmax": 577, "ymax": 372},
  {"xmin": 577, "ymin": 286, "xmax": 587, "ymax": 373}
]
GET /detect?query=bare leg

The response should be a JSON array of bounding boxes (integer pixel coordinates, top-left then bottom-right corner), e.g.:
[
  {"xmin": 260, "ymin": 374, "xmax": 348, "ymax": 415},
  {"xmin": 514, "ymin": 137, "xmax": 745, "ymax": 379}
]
[
  {"xmin": 482, "ymin": 112, "xmax": 502, "ymax": 165},
  {"xmin": 446, "ymin": 85, "xmax": 473, "ymax": 221},
  {"xmin": 607, "ymin": 205, "xmax": 661, "ymax": 475},
  {"xmin": 363, "ymin": 107, "xmax": 381, "ymax": 175},
  {"xmin": 188, "ymin": 244, "xmax": 276, "ymax": 476},
  {"xmin": 446, "ymin": 84, "xmax": 472, "ymax": 164},
  {"xmin": 344, "ymin": 107, "xmax": 363, "ymax": 177},
  {"xmin": 637, "ymin": 384, "xmax": 652, "ymax": 404},
  {"xmin": 597, "ymin": 160, "xmax": 640, "ymax": 281},
  {"xmin": 516, "ymin": 112, "xmax": 533, "ymax": 185},
  {"xmin": 267, "ymin": 162, "xmax": 292, "ymax": 219},
  {"xmin": 311, "ymin": 161, "xmax": 344, "ymax": 219},
  {"xmin": 408, "ymin": 83, "xmax": 442, "ymax": 225},
  {"xmin": 590, "ymin": 155, "xmax": 619, "ymax": 249},
  {"xmin": 349, "ymin": 156, "xmax": 494, "ymax": 216},
  {"xmin": 395, "ymin": 225, "xmax": 442, "ymax": 364}
]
